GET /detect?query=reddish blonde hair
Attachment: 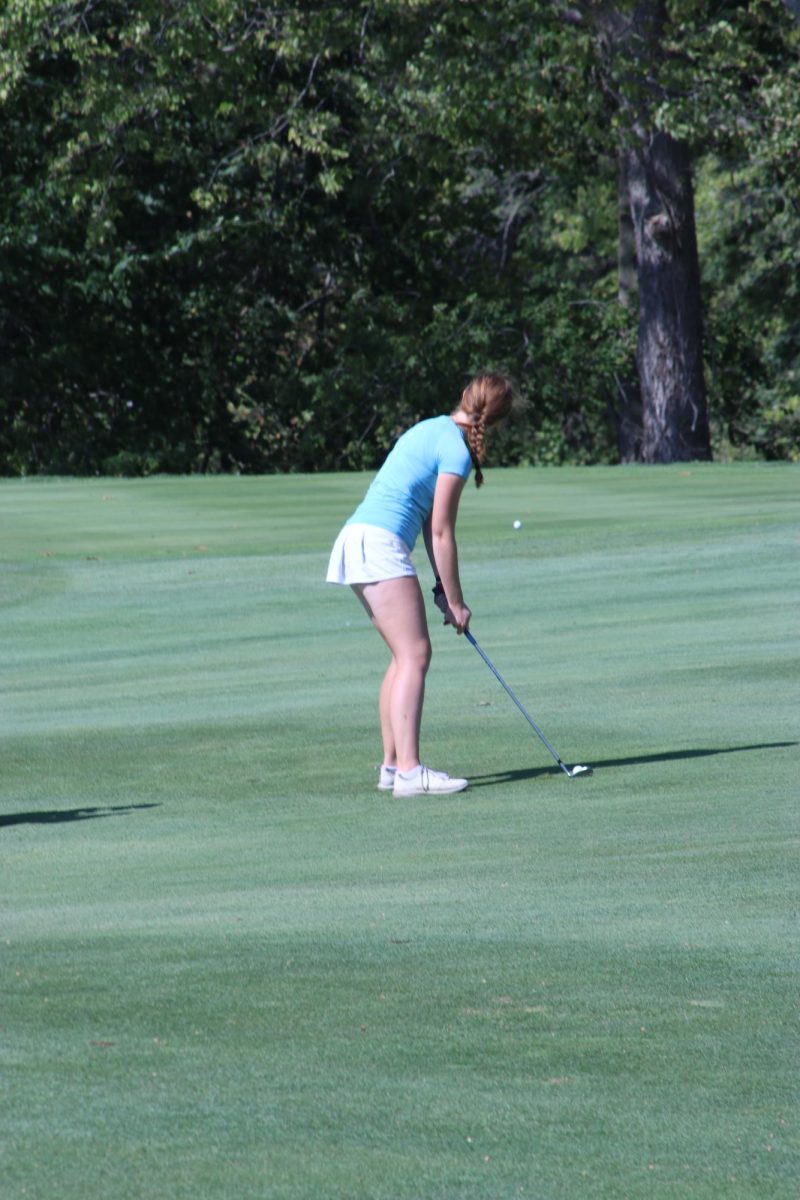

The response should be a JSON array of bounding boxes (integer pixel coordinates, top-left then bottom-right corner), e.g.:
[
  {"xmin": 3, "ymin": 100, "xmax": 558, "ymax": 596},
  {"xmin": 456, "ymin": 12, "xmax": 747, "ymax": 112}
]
[{"xmin": 458, "ymin": 372, "xmax": 515, "ymax": 488}]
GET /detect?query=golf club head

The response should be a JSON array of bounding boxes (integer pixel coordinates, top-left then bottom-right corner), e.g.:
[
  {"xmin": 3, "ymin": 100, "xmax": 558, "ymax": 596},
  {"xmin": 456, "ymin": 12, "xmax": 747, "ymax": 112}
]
[{"xmin": 567, "ymin": 764, "xmax": 592, "ymax": 778}]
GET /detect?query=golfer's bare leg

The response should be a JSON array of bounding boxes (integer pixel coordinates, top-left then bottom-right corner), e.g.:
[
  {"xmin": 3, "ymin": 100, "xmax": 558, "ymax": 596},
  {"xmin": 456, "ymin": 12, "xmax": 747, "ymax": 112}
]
[
  {"xmin": 378, "ymin": 658, "xmax": 399, "ymax": 766},
  {"xmin": 354, "ymin": 577, "xmax": 431, "ymax": 773}
]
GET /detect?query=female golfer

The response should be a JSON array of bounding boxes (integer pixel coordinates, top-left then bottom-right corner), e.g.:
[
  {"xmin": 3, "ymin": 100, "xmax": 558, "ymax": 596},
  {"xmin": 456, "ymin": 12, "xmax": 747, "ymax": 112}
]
[{"xmin": 326, "ymin": 372, "xmax": 514, "ymax": 796}]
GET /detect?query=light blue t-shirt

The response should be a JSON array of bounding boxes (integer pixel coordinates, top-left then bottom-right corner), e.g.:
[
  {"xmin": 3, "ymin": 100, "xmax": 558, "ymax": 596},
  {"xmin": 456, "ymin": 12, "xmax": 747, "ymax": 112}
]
[{"xmin": 347, "ymin": 416, "xmax": 472, "ymax": 550}]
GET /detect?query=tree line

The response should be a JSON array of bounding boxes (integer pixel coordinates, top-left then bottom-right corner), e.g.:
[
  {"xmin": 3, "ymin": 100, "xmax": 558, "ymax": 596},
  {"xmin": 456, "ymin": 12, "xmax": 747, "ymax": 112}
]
[{"xmin": 1, "ymin": 0, "xmax": 798, "ymax": 476}]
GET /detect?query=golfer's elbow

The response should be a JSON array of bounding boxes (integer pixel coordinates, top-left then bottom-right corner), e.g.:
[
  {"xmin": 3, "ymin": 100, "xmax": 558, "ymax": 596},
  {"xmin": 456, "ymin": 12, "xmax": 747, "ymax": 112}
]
[{"xmin": 431, "ymin": 522, "xmax": 456, "ymax": 550}]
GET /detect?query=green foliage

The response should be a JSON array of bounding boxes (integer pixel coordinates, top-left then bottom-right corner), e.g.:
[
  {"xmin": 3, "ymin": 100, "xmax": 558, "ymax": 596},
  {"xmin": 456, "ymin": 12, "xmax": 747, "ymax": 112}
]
[
  {"xmin": 694, "ymin": 9, "xmax": 800, "ymax": 461},
  {"xmin": 0, "ymin": 0, "xmax": 798, "ymax": 473}
]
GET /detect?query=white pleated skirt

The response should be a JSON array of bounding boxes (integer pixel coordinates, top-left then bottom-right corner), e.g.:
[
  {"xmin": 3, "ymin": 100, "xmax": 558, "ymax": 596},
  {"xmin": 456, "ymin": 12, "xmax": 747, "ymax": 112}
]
[{"xmin": 326, "ymin": 523, "xmax": 416, "ymax": 585}]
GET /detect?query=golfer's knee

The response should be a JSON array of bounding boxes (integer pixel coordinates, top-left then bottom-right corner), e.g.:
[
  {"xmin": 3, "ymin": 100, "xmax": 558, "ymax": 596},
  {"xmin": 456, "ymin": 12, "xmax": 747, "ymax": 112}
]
[{"xmin": 403, "ymin": 636, "xmax": 431, "ymax": 675}]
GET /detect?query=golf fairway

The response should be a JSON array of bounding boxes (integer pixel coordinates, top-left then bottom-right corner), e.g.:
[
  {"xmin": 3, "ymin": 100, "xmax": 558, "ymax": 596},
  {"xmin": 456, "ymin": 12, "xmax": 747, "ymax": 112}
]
[{"xmin": 1, "ymin": 465, "xmax": 798, "ymax": 1199}]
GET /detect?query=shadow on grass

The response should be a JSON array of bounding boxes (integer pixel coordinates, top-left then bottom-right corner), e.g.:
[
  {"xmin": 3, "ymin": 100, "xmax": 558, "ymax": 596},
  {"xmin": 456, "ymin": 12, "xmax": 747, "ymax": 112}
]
[
  {"xmin": 1, "ymin": 803, "xmax": 161, "ymax": 829},
  {"xmin": 468, "ymin": 742, "xmax": 797, "ymax": 787}
]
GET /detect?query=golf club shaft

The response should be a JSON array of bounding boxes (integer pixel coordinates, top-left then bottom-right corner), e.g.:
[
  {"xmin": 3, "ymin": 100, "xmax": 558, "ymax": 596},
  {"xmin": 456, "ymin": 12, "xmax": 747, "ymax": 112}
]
[{"xmin": 464, "ymin": 629, "xmax": 573, "ymax": 777}]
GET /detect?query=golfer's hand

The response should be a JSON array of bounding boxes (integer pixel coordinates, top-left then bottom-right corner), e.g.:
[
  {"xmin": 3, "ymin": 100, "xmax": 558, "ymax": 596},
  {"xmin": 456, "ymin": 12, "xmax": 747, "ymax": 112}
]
[
  {"xmin": 446, "ymin": 601, "xmax": 471, "ymax": 635},
  {"xmin": 432, "ymin": 580, "xmax": 470, "ymax": 633},
  {"xmin": 432, "ymin": 580, "xmax": 448, "ymax": 616}
]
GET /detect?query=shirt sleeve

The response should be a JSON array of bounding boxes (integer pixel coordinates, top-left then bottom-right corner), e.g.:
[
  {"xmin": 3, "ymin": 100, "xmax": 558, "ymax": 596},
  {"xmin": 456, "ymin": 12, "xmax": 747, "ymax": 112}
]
[{"xmin": 437, "ymin": 425, "xmax": 472, "ymax": 479}]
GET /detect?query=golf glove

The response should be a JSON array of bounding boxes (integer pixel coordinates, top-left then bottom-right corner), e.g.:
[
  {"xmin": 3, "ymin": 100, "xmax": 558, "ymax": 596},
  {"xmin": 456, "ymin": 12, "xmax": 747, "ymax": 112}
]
[{"xmin": 432, "ymin": 579, "xmax": 452, "ymax": 624}]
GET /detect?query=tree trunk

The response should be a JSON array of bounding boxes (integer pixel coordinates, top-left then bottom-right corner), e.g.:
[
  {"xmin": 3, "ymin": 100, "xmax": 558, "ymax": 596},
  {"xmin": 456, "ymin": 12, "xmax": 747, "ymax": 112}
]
[
  {"xmin": 625, "ymin": 131, "xmax": 711, "ymax": 463},
  {"xmin": 617, "ymin": 150, "xmax": 637, "ymax": 308},
  {"xmin": 588, "ymin": 0, "xmax": 712, "ymax": 463},
  {"xmin": 614, "ymin": 149, "xmax": 643, "ymax": 461}
]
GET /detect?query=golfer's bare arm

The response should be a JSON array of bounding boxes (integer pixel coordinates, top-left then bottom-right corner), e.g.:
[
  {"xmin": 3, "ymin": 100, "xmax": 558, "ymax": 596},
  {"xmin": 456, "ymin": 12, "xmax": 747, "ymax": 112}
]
[{"xmin": 427, "ymin": 473, "xmax": 469, "ymax": 627}]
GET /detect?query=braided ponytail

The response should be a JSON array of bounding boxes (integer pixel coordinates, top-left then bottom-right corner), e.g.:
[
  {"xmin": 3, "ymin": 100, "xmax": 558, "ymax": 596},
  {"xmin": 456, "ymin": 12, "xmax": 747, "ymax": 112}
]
[
  {"xmin": 458, "ymin": 372, "xmax": 514, "ymax": 488},
  {"xmin": 464, "ymin": 413, "xmax": 487, "ymax": 488}
]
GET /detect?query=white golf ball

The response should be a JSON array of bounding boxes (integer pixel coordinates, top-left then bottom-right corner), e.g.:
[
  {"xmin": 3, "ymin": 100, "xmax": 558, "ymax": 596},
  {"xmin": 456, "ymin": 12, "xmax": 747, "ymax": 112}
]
[{"xmin": 513, "ymin": 519, "xmax": 522, "ymax": 530}]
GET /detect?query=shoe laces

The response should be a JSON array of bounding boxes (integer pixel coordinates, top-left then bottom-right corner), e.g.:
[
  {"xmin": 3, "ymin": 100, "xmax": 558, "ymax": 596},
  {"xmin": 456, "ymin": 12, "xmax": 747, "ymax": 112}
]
[{"xmin": 419, "ymin": 766, "xmax": 447, "ymax": 791}]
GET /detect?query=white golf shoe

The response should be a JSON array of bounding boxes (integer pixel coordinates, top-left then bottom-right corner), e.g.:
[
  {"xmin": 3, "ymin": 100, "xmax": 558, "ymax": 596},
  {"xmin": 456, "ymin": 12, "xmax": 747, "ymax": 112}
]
[
  {"xmin": 392, "ymin": 765, "xmax": 469, "ymax": 797},
  {"xmin": 377, "ymin": 765, "xmax": 397, "ymax": 791}
]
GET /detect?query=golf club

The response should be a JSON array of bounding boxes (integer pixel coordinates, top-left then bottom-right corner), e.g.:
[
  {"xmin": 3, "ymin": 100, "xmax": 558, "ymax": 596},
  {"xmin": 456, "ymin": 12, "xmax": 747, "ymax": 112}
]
[{"xmin": 464, "ymin": 629, "xmax": 592, "ymax": 778}]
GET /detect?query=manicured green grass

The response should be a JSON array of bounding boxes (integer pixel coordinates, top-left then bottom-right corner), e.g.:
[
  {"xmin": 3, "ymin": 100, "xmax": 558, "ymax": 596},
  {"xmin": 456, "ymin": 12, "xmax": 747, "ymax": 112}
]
[{"xmin": 1, "ymin": 465, "xmax": 798, "ymax": 1199}]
